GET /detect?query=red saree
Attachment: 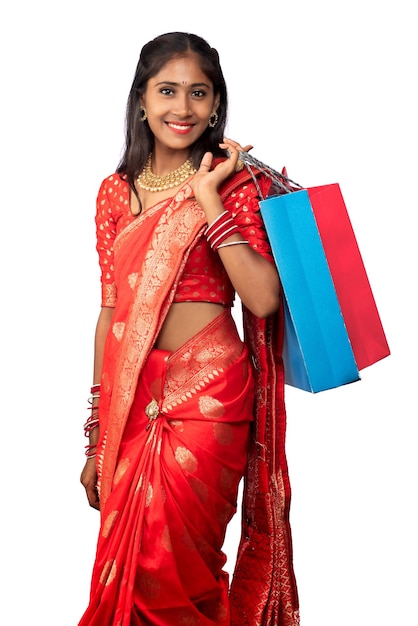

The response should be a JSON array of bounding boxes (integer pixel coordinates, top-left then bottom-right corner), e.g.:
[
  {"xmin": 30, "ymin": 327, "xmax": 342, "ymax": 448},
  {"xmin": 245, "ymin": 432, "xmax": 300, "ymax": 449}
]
[{"xmin": 80, "ymin": 174, "xmax": 299, "ymax": 625}]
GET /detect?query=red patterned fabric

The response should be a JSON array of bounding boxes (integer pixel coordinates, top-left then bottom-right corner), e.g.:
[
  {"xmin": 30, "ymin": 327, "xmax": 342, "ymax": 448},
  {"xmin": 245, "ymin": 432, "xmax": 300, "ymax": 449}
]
[
  {"xmin": 95, "ymin": 171, "xmax": 273, "ymax": 308},
  {"xmin": 80, "ymin": 167, "xmax": 299, "ymax": 625},
  {"xmin": 229, "ymin": 305, "xmax": 300, "ymax": 625},
  {"xmin": 80, "ymin": 312, "xmax": 254, "ymax": 626}
]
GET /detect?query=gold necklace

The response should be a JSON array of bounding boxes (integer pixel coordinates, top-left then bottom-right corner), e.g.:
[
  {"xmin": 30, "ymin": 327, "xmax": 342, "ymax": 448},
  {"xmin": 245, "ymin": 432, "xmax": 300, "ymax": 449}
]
[{"xmin": 137, "ymin": 154, "xmax": 197, "ymax": 192}]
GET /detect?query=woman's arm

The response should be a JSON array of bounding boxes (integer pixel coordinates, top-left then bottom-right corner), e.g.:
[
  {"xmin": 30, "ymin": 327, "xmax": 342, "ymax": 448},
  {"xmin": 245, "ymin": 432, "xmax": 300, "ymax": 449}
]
[
  {"xmin": 217, "ymin": 237, "xmax": 280, "ymax": 318},
  {"xmin": 80, "ymin": 306, "xmax": 114, "ymax": 510},
  {"xmin": 192, "ymin": 140, "xmax": 281, "ymax": 318}
]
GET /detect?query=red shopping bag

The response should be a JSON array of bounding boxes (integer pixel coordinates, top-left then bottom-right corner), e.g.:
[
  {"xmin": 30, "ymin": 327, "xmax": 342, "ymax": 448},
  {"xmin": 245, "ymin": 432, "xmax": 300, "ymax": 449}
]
[{"xmin": 306, "ymin": 183, "xmax": 390, "ymax": 370}]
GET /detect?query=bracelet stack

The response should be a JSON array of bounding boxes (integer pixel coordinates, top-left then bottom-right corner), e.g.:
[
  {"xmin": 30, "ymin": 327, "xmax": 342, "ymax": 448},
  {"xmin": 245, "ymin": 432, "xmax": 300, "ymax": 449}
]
[
  {"xmin": 205, "ymin": 211, "xmax": 249, "ymax": 252},
  {"xmin": 84, "ymin": 384, "xmax": 100, "ymax": 458}
]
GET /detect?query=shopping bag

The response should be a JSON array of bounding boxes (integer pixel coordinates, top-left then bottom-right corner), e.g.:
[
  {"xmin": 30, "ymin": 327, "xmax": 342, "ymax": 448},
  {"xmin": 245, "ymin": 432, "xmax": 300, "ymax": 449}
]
[
  {"xmin": 238, "ymin": 152, "xmax": 390, "ymax": 392},
  {"xmin": 306, "ymin": 184, "xmax": 390, "ymax": 370},
  {"xmin": 260, "ymin": 189, "xmax": 360, "ymax": 392}
]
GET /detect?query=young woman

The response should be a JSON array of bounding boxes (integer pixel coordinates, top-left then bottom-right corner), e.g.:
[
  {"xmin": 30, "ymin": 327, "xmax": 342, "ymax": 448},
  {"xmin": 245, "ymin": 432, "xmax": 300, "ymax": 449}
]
[{"xmin": 79, "ymin": 31, "xmax": 299, "ymax": 626}]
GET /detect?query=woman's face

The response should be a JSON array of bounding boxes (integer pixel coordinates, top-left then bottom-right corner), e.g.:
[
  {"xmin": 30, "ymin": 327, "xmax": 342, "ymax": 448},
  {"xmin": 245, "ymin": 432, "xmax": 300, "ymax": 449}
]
[{"xmin": 141, "ymin": 53, "xmax": 220, "ymax": 156}]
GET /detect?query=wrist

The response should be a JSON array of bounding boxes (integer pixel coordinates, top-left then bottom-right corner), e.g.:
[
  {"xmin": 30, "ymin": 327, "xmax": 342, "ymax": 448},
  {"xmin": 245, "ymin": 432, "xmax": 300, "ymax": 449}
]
[
  {"xmin": 205, "ymin": 211, "xmax": 247, "ymax": 252},
  {"xmin": 196, "ymin": 191, "xmax": 224, "ymax": 219},
  {"xmin": 83, "ymin": 383, "xmax": 101, "ymax": 457}
]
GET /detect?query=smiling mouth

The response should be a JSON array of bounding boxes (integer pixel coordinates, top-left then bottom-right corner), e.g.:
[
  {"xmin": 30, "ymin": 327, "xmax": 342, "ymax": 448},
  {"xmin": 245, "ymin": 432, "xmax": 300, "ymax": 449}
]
[{"xmin": 167, "ymin": 122, "xmax": 194, "ymax": 132}]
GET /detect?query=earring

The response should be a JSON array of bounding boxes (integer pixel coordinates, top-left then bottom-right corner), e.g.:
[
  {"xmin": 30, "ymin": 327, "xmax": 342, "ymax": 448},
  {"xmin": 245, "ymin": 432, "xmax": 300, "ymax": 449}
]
[
  {"xmin": 139, "ymin": 106, "xmax": 147, "ymax": 122},
  {"xmin": 208, "ymin": 111, "xmax": 219, "ymax": 128}
]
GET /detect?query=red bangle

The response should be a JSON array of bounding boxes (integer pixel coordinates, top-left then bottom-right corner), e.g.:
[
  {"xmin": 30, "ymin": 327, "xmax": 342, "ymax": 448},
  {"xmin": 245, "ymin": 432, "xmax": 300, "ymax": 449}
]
[
  {"xmin": 85, "ymin": 443, "xmax": 98, "ymax": 457},
  {"xmin": 205, "ymin": 211, "xmax": 242, "ymax": 251}
]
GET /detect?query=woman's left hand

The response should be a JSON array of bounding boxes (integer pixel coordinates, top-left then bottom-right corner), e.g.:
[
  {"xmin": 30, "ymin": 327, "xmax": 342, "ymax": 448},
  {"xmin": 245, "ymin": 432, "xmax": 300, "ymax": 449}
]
[{"xmin": 192, "ymin": 138, "xmax": 252, "ymax": 204}]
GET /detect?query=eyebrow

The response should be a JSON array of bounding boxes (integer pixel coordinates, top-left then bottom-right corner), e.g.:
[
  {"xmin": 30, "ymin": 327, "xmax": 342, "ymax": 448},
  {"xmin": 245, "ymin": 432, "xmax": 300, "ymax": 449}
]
[{"xmin": 154, "ymin": 81, "xmax": 211, "ymax": 88}]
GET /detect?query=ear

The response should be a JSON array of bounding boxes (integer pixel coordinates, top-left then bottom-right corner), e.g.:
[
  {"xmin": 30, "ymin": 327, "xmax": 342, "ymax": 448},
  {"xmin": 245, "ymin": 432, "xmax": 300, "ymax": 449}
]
[{"xmin": 213, "ymin": 93, "xmax": 221, "ymax": 111}]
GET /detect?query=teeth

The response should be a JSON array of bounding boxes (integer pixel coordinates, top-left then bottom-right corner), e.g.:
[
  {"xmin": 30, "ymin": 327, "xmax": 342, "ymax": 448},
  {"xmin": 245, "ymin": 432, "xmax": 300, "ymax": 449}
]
[{"xmin": 169, "ymin": 123, "xmax": 191, "ymax": 130}]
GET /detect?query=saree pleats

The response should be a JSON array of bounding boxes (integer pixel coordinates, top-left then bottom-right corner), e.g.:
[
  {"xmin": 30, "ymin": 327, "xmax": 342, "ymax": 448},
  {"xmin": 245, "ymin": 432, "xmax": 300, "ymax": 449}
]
[{"xmin": 79, "ymin": 311, "xmax": 254, "ymax": 625}]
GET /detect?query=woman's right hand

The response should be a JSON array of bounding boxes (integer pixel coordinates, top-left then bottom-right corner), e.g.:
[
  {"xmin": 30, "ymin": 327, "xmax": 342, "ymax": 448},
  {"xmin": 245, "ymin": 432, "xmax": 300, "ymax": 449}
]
[
  {"xmin": 80, "ymin": 306, "xmax": 114, "ymax": 512},
  {"xmin": 192, "ymin": 138, "xmax": 252, "ymax": 204},
  {"xmin": 80, "ymin": 459, "xmax": 100, "ymax": 510}
]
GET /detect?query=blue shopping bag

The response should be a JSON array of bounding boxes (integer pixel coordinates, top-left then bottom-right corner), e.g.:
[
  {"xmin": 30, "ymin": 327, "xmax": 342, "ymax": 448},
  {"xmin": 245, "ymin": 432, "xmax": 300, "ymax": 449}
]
[{"xmin": 260, "ymin": 189, "xmax": 360, "ymax": 393}]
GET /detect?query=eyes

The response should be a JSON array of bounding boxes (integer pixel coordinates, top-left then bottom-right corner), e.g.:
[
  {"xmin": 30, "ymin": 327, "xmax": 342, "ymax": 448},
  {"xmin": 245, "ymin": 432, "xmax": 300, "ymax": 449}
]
[{"xmin": 159, "ymin": 87, "xmax": 207, "ymax": 99}]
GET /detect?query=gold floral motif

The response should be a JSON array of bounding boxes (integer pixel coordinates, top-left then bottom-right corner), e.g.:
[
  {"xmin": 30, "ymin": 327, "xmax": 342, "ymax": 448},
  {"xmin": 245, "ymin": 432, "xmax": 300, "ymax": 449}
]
[
  {"xmin": 112, "ymin": 322, "xmax": 125, "ymax": 341},
  {"xmin": 181, "ymin": 526, "xmax": 196, "ymax": 551},
  {"xmin": 145, "ymin": 482, "xmax": 153, "ymax": 507},
  {"xmin": 213, "ymin": 423, "xmax": 234, "ymax": 446},
  {"xmin": 178, "ymin": 608, "xmax": 200, "ymax": 625},
  {"xmin": 104, "ymin": 287, "xmax": 117, "ymax": 308},
  {"xmin": 188, "ymin": 476, "xmax": 208, "ymax": 502},
  {"xmin": 214, "ymin": 602, "xmax": 228, "ymax": 622},
  {"xmin": 218, "ymin": 502, "xmax": 234, "ymax": 525},
  {"xmin": 175, "ymin": 446, "xmax": 197, "ymax": 473},
  {"xmin": 135, "ymin": 315, "xmax": 149, "ymax": 337},
  {"xmin": 114, "ymin": 458, "xmax": 130, "ymax": 485},
  {"xmin": 100, "ymin": 559, "xmax": 117, "ymax": 586},
  {"xmin": 138, "ymin": 572, "xmax": 161, "ymax": 600},
  {"xmin": 102, "ymin": 510, "xmax": 119, "ymax": 538},
  {"xmin": 163, "ymin": 312, "xmax": 243, "ymax": 412},
  {"xmin": 135, "ymin": 474, "xmax": 144, "ymax": 494},
  {"xmin": 168, "ymin": 419, "xmax": 184, "ymax": 432},
  {"xmin": 154, "ymin": 261, "xmax": 172, "ymax": 282},
  {"xmin": 161, "ymin": 525, "xmax": 173, "ymax": 552},
  {"xmin": 101, "ymin": 372, "xmax": 110, "ymax": 394},
  {"xmin": 219, "ymin": 467, "xmax": 237, "ymax": 492},
  {"xmin": 198, "ymin": 395, "xmax": 225, "ymax": 419},
  {"xmin": 194, "ymin": 536, "xmax": 211, "ymax": 560},
  {"xmin": 127, "ymin": 272, "xmax": 138, "ymax": 289},
  {"xmin": 202, "ymin": 600, "xmax": 228, "ymax": 622},
  {"xmin": 161, "ymin": 485, "xmax": 167, "ymax": 503}
]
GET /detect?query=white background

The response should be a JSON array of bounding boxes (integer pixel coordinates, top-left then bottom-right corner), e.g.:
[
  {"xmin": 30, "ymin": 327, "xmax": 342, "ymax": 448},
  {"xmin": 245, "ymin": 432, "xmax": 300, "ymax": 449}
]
[{"xmin": 1, "ymin": 1, "xmax": 416, "ymax": 624}]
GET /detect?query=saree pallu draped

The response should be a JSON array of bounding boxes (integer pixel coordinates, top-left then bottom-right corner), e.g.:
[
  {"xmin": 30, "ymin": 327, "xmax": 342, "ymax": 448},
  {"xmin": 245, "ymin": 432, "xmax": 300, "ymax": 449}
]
[
  {"xmin": 80, "ymin": 175, "xmax": 299, "ymax": 625},
  {"xmin": 229, "ymin": 306, "xmax": 299, "ymax": 626}
]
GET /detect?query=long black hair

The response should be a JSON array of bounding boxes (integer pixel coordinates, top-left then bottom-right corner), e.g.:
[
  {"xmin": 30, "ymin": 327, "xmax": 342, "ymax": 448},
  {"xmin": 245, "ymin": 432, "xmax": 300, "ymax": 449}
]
[{"xmin": 116, "ymin": 32, "xmax": 228, "ymax": 194}]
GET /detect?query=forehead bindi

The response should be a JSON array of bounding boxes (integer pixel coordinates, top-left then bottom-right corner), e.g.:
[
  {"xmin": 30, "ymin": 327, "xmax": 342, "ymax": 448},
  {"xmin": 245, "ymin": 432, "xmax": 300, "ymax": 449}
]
[{"xmin": 152, "ymin": 56, "xmax": 212, "ymax": 88}]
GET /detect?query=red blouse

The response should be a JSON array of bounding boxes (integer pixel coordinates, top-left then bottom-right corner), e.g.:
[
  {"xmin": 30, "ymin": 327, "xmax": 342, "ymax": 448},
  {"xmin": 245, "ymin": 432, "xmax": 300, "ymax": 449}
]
[{"xmin": 95, "ymin": 173, "xmax": 273, "ymax": 308}]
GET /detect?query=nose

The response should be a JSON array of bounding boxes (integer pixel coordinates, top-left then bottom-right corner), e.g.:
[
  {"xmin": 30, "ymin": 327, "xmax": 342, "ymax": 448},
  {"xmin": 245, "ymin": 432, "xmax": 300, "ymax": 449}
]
[{"xmin": 173, "ymin": 93, "xmax": 192, "ymax": 117}]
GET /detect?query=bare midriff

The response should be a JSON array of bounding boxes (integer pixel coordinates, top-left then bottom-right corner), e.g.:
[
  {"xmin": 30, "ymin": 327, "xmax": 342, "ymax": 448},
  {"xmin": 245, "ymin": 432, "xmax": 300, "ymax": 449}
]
[{"xmin": 154, "ymin": 302, "xmax": 227, "ymax": 352}]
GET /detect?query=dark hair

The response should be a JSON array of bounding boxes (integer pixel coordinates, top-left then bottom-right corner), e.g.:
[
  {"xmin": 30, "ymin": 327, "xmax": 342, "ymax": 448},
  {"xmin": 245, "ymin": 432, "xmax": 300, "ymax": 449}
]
[{"xmin": 116, "ymin": 32, "xmax": 228, "ymax": 194}]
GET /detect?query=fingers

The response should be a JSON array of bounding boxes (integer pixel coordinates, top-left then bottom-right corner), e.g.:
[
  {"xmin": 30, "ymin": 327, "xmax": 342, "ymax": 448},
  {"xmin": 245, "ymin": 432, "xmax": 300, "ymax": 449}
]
[
  {"xmin": 80, "ymin": 462, "xmax": 100, "ymax": 510},
  {"xmin": 221, "ymin": 138, "xmax": 254, "ymax": 155},
  {"xmin": 86, "ymin": 485, "xmax": 100, "ymax": 510},
  {"xmin": 199, "ymin": 151, "xmax": 213, "ymax": 171},
  {"xmin": 90, "ymin": 495, "xmax": 100, "ymax": 511}
]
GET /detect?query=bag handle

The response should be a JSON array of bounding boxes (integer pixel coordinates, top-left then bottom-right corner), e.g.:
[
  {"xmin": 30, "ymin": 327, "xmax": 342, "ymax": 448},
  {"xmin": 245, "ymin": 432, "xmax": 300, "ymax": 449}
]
[{"xmin": 238, "ymin": 151, "xmax": 303, "ymax": 200}]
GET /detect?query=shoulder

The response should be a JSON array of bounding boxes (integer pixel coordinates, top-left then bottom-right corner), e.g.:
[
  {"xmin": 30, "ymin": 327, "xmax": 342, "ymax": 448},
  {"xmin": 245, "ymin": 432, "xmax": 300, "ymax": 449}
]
[
  {"xmin": 96, "ymin": 173, "xmax": 131, "ymax": 224},
  {"xmin": 96, "ymin": 173, "xmax": 130, "ymax": 210},
  {"xmin": 219, "ymin": 166, "xmax": 272, "ymax": 205},
  {"xmin": 98, "ymin": 172, "xmax": 129, "ymax": 197}
]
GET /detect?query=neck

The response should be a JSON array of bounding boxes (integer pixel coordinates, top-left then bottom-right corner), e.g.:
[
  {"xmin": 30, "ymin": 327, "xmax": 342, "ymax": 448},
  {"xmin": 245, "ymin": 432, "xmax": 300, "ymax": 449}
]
[{"xmin": 151, "ymin": 148, "xmax": 191, "ymax": 175}]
